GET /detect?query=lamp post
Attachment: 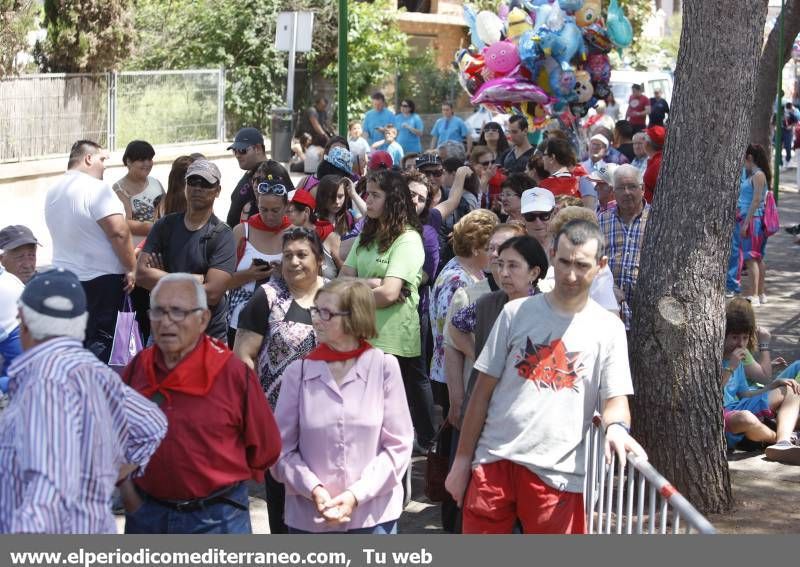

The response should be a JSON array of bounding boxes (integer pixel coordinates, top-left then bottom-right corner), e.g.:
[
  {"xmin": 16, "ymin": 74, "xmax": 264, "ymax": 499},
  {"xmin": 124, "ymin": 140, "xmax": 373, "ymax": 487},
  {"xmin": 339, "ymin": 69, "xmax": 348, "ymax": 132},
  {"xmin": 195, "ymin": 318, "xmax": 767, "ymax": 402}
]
[{"xmin": 338, "ymin": 0, "xmax": 349, "ymax": 137}]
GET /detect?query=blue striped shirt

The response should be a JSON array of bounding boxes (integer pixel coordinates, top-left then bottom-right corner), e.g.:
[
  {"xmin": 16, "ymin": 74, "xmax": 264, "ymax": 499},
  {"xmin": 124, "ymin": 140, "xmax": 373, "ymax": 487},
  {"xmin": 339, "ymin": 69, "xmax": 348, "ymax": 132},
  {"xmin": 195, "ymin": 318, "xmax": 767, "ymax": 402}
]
[{"xmin": 0, "ymin": 337, "xmax": 166, "ymax": 533}]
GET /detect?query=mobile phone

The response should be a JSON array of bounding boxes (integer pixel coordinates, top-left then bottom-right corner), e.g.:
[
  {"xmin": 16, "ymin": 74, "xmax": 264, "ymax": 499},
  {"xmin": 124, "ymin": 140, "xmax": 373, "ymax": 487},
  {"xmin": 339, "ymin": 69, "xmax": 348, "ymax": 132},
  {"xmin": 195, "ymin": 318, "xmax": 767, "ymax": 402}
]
[{"xmin": 252, "ymin": 258, "xmax": 269, "ymax": 267}]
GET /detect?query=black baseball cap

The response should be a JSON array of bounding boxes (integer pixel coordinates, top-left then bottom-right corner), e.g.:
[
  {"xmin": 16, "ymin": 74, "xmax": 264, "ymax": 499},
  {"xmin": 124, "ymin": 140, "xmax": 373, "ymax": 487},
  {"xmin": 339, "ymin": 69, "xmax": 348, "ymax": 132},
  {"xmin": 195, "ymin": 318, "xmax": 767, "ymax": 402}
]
[{"xmin": 227, "ymin": 127, "xmax": 264, "ymax": 151}]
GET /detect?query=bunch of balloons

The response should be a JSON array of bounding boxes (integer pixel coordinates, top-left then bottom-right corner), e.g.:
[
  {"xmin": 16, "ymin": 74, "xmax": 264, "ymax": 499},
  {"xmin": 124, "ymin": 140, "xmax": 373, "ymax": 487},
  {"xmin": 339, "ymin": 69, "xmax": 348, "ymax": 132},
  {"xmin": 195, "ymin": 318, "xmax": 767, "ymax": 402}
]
[{"xmin": 455, "ymin": 0, "xmax": 633, "ymax": 128}]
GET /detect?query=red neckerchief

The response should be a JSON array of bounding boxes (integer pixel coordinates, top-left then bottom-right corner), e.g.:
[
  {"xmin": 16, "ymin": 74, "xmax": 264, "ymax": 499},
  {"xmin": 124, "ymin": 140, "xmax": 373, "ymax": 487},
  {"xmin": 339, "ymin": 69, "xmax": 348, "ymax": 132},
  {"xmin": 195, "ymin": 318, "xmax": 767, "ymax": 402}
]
[
  {"xmin": 248, "ymin": 214, "xmax": 291, "ymax": 233},
  {"xmin": 305, "ymin": 340, "xmax": 372, "ymax": 362},
  {"xmin": 139, "ymin": 335, "xmax": 233, "ymax": 403},
  {"xmin": 315, "ymin": 219, "xmax": 335, "ymax": 241}
]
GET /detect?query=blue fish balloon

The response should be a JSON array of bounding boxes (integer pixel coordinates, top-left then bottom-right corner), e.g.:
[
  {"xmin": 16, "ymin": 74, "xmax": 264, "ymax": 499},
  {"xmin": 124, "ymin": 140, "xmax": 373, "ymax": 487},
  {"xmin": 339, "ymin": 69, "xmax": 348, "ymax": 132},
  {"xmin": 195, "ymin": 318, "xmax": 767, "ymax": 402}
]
[{"xmin": 606, "ymin": 0, "xmax": 633, "ymax": 50}]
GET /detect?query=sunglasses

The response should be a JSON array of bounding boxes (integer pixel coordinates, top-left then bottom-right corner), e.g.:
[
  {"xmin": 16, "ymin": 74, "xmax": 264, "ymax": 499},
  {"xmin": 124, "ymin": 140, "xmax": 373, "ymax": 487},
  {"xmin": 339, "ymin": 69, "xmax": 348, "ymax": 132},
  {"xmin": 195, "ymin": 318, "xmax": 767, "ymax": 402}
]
[
  {"xmin": 256, "ymin": 182, "xmax": 288, "ymax": 196},
  {"xmin": 423, "ymin": 169, "xmax": 444, "ymax": 178},
  {"xmin": 523, "ymin": 210, "xmax": 553, "ymax": 223},
  {"xmin": 483, "ymin": 127, "xmax": 501, "ymax": 133},
  {"xmin": 186, "ymin": 176, "xmax": 216, "ymax": 190},
  {"xmin": 233, "ymin": 146, "xmax": 254, "ymax": 156},
  {"xmin": 477, "ymin": 160, "xmax": 493, "ymax": 167}
]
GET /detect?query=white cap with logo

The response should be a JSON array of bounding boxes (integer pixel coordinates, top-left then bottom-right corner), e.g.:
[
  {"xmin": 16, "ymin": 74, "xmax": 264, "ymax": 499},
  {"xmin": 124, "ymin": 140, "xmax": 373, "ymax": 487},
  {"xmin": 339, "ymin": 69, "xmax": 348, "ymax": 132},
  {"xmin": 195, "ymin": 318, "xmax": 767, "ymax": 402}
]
[{"xmin": 520, "ymin": 187, "xmax": 556, "ymax": 214}]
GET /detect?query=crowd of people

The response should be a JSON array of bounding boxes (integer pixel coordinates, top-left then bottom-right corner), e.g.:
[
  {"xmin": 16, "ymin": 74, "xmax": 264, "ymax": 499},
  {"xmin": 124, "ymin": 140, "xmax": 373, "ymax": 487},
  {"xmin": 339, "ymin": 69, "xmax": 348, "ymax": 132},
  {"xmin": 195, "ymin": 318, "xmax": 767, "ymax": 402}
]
[{"xmin": 0, "ymin": 85, "xmax": 798, "ymax": 536}]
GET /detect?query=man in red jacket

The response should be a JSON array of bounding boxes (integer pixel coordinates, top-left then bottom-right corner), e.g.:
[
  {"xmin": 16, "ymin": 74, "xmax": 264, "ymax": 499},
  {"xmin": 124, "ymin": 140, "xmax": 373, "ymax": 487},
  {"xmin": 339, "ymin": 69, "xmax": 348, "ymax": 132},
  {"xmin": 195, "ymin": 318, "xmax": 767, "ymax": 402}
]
[
  {"xmin": 642, "ymin": 125, "xmax": 665, "ymax": 203},
  {"xmin": 121, "ymin": 272, "xmax": 281, "ymax": 534}
]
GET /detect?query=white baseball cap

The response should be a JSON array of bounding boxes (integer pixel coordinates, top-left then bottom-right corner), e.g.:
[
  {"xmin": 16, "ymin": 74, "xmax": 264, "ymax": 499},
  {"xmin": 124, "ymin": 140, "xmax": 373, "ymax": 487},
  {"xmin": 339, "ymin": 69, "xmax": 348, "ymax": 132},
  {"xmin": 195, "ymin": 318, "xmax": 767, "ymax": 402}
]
[
  {"xmin": 587, "ymin": 162, "xmax": 618, "ymax": 185},
  {"xmin": 520, "ymin": 187, "xmax": 556, "ymax": 214}
]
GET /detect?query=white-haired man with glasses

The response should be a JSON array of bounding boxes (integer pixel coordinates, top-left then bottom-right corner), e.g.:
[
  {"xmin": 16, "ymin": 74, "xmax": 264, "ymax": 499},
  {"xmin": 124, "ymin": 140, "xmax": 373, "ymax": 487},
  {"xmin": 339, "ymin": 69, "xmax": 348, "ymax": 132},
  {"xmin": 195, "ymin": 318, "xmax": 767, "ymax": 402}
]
[
  {"xmin": 121, "ymin": 273, "xmax": 280, "ymax": 533},
  {"xmin": 136, "ymin": 159, "xmax": 236, "ymax": 340}
]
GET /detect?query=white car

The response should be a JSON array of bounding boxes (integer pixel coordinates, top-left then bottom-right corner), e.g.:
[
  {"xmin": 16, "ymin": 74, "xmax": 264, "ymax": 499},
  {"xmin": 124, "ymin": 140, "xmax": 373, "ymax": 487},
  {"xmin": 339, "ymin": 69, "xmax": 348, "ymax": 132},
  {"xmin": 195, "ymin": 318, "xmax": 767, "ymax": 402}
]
[{"xmin": 610, "ymin": 70, "xmax": 674, "ymax": 119}]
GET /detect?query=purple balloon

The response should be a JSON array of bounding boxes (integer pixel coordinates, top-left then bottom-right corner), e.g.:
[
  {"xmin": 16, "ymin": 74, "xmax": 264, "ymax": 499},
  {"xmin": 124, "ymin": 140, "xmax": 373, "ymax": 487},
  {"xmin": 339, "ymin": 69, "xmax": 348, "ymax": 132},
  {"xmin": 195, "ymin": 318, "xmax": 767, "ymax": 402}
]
[{"xmin": 471, "ymin": 76, "xmax": 551, "ymax": 106}]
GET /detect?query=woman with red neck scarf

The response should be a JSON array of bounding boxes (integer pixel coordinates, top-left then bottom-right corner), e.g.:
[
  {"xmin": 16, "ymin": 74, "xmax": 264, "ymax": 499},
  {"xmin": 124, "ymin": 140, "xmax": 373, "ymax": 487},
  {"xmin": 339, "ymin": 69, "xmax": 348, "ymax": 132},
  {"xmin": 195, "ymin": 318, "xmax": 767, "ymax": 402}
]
[
  {"xmin": 272, "ymin": 279, "xmax": 413, "ymax": 533},
  {"xmin": 225, "ymin": 176, "xmax": 292, "ymax": 347}
]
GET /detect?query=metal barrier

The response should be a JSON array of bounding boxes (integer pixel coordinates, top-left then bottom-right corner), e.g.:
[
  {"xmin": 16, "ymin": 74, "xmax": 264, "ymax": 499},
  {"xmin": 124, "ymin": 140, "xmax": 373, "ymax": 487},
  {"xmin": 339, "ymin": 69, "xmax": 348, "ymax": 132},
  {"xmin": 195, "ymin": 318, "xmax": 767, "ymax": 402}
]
[
  {"xmin": 0, "ymin": 69, "xmax": 225, "ymax": 163},
  {"xmin": 583, "ymin": 417, "xmax": 716, "ymax": 534}
]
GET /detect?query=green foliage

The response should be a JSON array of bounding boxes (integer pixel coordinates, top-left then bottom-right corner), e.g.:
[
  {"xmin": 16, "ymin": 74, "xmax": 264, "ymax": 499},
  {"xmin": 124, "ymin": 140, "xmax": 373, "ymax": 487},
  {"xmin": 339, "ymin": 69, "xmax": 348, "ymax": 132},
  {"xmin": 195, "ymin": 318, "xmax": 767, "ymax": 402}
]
[
  {"xmin": 397, "ymin": 51, "xmax": 462, "ymax": 114},
  {"xmin": 0, "ymin": 1, "xmax": 39, "ymax": 77},
  {"xmin": 35, "ymin": 0, "xmax": 134, "ymax": 72},
  {"xmin": 324, "ymin": 0, "xmax": 409, "ymax": 119},
  {"xmin": 127, "ymin": 0, "xmax": 337, "ymax": 132}
]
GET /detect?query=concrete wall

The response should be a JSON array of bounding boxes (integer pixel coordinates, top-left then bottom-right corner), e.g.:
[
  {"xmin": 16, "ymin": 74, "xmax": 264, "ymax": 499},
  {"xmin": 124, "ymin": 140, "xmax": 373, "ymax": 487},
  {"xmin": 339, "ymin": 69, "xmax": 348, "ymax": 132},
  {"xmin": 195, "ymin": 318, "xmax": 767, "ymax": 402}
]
[{"xmin": 0, "ymin": 144, "xmax": 244, "ymax": 267}]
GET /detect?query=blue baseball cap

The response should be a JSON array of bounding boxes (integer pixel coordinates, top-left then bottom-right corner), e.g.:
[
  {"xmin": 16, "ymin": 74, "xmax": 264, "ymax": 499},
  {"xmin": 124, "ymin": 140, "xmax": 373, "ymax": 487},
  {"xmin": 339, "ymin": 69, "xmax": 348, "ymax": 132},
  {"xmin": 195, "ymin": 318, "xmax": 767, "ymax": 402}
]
[{"xmin": 20, "ymin": 268, "xmax": 87, "ymax": 318}]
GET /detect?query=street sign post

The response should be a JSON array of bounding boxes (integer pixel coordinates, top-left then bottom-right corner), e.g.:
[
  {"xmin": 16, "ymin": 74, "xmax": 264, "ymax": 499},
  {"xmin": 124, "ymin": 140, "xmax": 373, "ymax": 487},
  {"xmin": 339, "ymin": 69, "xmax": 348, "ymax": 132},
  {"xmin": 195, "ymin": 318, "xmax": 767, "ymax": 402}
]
[{"xmin": 276, "ymin": 11, "xmax": 314, "ymax": 111}]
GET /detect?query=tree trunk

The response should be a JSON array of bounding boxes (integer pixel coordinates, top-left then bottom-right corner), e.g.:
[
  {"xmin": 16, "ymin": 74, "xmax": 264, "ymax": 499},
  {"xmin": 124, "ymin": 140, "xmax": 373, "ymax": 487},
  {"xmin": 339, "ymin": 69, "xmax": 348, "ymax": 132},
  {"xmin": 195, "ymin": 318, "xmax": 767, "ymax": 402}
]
[
  {"xmin": 629, "ymin": 0, "xmax": 768, "ymax": 514},
  {"xmin": 750, "ymin": 0, "xmax": 800, "ymax": 150}
]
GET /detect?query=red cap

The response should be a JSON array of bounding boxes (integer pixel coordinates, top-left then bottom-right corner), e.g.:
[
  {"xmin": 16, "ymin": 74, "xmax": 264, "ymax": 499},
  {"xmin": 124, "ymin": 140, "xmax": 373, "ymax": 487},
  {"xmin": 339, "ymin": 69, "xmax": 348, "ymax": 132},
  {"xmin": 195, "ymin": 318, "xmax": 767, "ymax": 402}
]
[
  {"xmin": 645, "ymin": 125, "xmax": 666, "ymax": 147},
  {"xmin": 368, "ymin": 151, "xmax": 394, "ymax": 171},
  {"xmin": 291, "ymin": 189, "xmax": 316, "ymax": 210}
]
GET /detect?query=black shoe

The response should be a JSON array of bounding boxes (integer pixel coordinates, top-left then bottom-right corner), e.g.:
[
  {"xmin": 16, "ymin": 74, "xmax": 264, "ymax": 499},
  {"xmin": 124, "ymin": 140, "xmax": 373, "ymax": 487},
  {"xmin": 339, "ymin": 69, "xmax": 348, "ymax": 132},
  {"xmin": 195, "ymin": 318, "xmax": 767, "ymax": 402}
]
[{"xmin": 785, "ymin": 224, "xmax": 800, "ymax": 236}]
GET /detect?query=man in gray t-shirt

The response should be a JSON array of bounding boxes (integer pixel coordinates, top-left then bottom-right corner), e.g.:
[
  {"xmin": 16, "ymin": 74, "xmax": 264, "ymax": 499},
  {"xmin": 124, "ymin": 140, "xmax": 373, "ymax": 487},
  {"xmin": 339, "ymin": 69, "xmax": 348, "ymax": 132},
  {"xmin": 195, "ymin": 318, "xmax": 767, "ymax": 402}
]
[{"xmin": 445, "ymin": 220, "xmax": 646, "ymax": 534}]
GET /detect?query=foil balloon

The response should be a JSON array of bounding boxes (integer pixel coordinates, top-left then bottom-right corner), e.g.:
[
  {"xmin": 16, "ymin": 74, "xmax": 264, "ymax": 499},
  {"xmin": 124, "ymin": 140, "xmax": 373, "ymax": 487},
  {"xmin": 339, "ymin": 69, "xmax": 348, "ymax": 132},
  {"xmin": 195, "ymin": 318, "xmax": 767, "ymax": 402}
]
[
  {"xmin": 476, "ymin": 11, "xmax": 504, "ymax": 46},
  {"xmin": 506, "ymin": 8, "xmax": 533, "ymax": 43},
  {"xmin": 573, "ymin": 70, "xmax": 594, "ymax": 103},
  {"xmin": 576, "ymin": 0, "xmax": 601, "ymax": 28},
  {"xmin": 455, "ymin": 49, "xmax": 486, "ymax": 95},
  {"xmin": 593, "ymin": 81, "xmax": 611, "ymax": 100},
  {"xmin": 582, "ymin": 22, "xmax": 613, "ymax": 53},
  {"xmin": 517, "ymin": 30, "xmax": 543, "ymax": 69},
  {"xmin": 539, "ymin": 17, "xmax": 586, "ymax": 71},
  {"xmin": 532, "ymin": 2, "xmax": 565, "ymax": 36},
  {"xmin": 607, "ymin": 0, "xmax": 634, "ymax": 50},
  {"xmin": 542, "ymin": 56, "xmax": 576, "ymax": 100},
  {"xmin": 463, "ymin": 5, "xmax": 485, "ymax": 50},
  {"xmin": 484, "ymin": 40, "xmax": 521, "ymax": 75},
  {"xmin": 559, "ymin": 0, "xmax": 585, "ymax": 12},
  {"xmin": 471, "ymin": 76, "xmax": 551, "ymax": 106},
  {"xmin": 585, "ymin": 52, "xmax": 611, "ymax": 83}
]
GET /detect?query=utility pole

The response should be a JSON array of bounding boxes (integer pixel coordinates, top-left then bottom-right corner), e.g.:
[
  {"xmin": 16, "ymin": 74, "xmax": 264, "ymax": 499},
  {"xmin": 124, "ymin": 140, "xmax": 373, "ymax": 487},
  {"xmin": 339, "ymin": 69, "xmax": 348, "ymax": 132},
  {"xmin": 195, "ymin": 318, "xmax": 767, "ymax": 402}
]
[{"xmin": 338, "ymin": 0, "xmax": 349, "ymax": 137}]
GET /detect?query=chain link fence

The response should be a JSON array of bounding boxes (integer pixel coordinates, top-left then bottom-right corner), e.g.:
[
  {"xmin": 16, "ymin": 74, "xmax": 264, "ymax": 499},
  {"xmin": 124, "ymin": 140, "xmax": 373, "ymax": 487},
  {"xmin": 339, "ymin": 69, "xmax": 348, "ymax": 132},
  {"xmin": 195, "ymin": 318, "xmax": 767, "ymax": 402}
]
[{"xmin": 0, "ymin": 69, "xmax": 225, "ymax": 163}]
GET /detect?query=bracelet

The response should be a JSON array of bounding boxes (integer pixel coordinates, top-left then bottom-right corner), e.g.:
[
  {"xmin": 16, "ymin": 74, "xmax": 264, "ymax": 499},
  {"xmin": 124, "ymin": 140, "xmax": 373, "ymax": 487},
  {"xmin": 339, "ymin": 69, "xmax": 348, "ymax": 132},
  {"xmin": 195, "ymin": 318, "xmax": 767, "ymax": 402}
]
[
  {"xmin": 759, "ymin": 343, "xmax": 770, "ymax": 351},
  {"xmin": 604, "ymin": 421, "xmax": 630, "ymax": 435}
]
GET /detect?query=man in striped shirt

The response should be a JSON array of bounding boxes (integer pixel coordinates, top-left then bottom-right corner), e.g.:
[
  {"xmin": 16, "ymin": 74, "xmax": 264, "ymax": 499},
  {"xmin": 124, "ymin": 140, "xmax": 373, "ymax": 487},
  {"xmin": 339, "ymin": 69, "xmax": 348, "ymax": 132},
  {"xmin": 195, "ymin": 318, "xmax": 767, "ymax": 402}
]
[
  {"xmin": 597, "ymin": 164, "xmax": 651, "ymax": 330},
  {"xmin": 0, "ymin": 269, "xmax": 166, "ymax": 533}
]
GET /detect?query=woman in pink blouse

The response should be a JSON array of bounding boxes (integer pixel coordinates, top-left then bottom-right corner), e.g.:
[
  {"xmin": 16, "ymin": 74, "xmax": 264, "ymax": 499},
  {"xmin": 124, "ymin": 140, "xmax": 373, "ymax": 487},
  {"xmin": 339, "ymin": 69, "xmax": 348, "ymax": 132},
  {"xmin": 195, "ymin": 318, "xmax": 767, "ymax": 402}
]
[{"xmin": 271, "ymin": 279, "xmax": 413, "ymax": 533}]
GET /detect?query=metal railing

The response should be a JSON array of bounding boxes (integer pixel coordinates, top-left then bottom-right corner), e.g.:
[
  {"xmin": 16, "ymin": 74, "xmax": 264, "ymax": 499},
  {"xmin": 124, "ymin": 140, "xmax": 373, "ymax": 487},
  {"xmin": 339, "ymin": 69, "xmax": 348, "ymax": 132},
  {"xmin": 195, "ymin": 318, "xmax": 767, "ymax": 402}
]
[
  {"xmin": 0, "ymin": 69, "xmax": 225, "ymax": 163},
  {"xmin": 583, "ymin": 417, "xmax": 716, "ymax": 534}
]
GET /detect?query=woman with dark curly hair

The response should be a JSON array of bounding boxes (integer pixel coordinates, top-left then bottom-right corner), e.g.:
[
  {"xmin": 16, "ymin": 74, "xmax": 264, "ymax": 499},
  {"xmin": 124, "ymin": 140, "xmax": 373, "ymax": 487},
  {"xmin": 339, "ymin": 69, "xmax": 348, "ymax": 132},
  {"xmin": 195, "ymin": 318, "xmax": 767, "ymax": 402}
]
[{"xmin": 340, "ymin": 169, "xmax": 435, "ymax": 450}]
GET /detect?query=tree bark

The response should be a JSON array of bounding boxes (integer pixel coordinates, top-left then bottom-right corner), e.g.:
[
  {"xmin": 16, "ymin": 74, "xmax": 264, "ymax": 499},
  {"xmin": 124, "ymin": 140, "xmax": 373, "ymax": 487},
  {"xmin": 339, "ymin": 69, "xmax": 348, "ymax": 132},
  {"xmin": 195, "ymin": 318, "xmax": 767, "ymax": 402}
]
[
  {"xmin": 629, "ymin": 0, "xmax": 768, "ymax": 514},
  {"xmin": 750, "ymin": 0, "xmax": 800, "ymax": 150}
]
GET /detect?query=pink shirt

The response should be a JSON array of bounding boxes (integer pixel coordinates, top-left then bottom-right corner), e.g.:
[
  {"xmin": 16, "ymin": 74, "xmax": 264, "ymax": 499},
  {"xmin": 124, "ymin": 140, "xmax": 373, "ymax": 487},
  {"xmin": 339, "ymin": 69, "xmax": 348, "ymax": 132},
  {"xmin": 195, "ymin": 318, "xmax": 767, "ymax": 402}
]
[{"xmin": 271, "ymin": 347, "xmax": 413, "ymax": 532}]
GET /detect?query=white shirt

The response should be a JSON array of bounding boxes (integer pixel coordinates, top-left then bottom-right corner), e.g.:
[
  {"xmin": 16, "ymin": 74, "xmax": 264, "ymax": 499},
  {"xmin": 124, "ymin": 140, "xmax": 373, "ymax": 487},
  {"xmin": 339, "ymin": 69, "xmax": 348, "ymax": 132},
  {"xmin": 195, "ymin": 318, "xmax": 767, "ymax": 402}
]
[
  {"xmin": 45, "ymin": 170, "xmax": 126, "ymax": 281},
  {"xmin": 0, "ymin": 268, "xmax": 23, "ymax": 339}
]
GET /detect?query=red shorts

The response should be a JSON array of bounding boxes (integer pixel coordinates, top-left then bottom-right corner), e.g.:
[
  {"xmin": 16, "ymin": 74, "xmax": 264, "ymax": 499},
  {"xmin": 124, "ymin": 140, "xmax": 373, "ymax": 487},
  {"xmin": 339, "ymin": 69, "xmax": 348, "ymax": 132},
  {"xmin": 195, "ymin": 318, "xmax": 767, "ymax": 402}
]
[{"xmin": 462, "ymin": 460, "xmax": 586, "ymax": 534}]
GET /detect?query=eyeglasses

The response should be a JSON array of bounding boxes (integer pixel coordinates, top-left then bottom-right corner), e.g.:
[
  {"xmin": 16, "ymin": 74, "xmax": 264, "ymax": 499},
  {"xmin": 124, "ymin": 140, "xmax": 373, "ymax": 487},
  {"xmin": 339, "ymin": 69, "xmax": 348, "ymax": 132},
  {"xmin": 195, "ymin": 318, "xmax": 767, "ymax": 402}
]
[
  {"xmin": 149, "ymin": 306, "xmax": 204, "ymax": 322},
  {"xmin": 309, "ymin": 306, "xmax": 351, "ymax": 321},
  {"xmin": 186, "ymin": 176, "xmax": 216, "ymax": 190},
  {"xmin": 233, "ymin": 146, "xmax": 254, "ymax": 156},
  {"xmin": 423, "ymin": 169, "xmax": 444, "ymax": 178},
  {"xmin": 523, "ymin": 210, "xmax": 553, "ymax": 223},
  {"xmin": 256, "ymin": 182, "xmax": 288, "ymax": 196}
]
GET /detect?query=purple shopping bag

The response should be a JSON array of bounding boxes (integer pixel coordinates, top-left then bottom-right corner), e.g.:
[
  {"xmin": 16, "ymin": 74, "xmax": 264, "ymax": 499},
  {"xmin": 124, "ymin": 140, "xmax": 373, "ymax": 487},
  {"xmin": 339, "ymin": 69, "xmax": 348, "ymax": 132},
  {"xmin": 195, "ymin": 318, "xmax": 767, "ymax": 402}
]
[{"xmin": 109, "ymin": 295, "xmax": 143, "ymax": 372}]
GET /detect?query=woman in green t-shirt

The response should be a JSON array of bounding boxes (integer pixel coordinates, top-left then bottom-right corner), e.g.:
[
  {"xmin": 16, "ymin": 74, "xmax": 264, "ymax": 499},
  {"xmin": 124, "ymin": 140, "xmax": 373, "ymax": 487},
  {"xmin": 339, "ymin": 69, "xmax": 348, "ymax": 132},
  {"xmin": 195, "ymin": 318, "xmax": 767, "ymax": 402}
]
[{"xmin": 340, "ymin": 169, "xmax": 435, "ymax": 449}]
